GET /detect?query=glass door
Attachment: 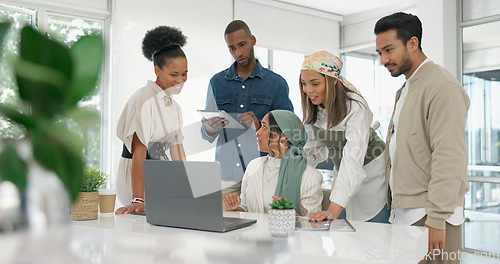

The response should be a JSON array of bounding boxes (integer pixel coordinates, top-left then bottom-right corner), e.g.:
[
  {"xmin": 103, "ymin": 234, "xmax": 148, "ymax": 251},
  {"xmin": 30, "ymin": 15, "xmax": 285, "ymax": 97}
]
[{"xmin": 461, "ymin": 18, "xmax": 500, "ymax": 256}]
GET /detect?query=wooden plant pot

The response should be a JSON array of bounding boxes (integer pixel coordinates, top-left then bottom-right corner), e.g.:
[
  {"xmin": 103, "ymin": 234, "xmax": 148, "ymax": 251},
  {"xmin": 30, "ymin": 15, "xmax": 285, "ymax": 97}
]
[
  {"xmin": 268, "ymin": 209, "xmax": 296, "ymax": 237},
  {"xmin": 71, "ymin": 192, "xmax": 98, "ymax": 220}
]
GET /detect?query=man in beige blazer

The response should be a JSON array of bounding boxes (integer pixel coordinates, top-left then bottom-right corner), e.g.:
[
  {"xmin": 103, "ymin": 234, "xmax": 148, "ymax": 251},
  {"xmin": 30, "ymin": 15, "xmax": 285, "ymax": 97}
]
[{"xmin": 374, "ymin": 12, "xmax": 470, "ymax": 264}]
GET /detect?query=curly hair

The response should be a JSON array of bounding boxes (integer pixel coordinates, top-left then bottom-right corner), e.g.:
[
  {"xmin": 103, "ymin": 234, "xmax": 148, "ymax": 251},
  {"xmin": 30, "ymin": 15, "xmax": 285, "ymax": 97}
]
[{"xmin": 142, "ymin": 26, "xmax": 187, "ymax": 68}]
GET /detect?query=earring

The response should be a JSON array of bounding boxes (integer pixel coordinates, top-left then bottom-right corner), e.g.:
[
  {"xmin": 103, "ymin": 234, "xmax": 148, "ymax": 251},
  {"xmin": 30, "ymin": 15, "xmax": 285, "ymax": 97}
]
[{"xmin": 279, "ymin": 141, "xmax": 284, "ymax": 147}]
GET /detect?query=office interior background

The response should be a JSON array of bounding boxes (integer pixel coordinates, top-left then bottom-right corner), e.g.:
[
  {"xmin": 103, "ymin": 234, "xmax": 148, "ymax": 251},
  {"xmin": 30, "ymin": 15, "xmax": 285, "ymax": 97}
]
[{"xmin": 0, "ymin": 0, "xmax": 498, "ymax": 262}]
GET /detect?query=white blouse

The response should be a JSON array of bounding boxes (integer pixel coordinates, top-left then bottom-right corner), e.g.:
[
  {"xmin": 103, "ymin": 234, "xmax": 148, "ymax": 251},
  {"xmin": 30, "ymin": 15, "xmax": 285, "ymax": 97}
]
[
  {"xmin": 239, "ymin": 156, "xmax": 323, "ymax": 216},
  {"xmin": 115, "ymin": 80, "xmax": 184, "ymax": 205},
  {"xmin": 303, "ymin": 93, "xmax": 386, "ymax": 221}
]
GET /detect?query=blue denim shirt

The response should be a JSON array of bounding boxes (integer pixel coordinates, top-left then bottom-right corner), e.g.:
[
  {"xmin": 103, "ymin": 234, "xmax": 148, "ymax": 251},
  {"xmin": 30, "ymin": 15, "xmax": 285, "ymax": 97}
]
[{"xmin": 201, "ymin": 60, "xmax": 293, "ymax": 182}]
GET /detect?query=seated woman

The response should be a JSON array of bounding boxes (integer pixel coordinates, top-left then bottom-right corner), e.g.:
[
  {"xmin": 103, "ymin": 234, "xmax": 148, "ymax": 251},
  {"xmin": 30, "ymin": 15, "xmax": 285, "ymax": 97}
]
[{"xmin": 222, "ymin": 110, "xmax": 323, "ymax": 216}]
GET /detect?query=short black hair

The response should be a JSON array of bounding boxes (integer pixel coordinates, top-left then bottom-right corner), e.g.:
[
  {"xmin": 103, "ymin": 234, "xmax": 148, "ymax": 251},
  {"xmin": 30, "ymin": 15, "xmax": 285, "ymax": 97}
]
[
  {"xmin": 374, "ymin": 12, "xmax": 423, "ymax": 51},
  {"xmin": 142, "ymin": 26, "xmax": 187, "ymax": 68},
  {"xmin": 224, "ymin": 20, "xmax": 252, "ymax": 37}
]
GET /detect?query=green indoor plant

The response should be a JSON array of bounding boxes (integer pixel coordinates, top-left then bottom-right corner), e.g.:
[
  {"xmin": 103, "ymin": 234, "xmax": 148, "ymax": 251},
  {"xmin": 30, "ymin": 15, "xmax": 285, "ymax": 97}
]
[
  {"xmin": 80, "ymin": 168, "xmax": 108, "ymax": 193},
  {"xmin": 270, "ymin": 198, "xmax": 295, "ymax": 210},
  {"xmin": 0, "ymin": 22, "xmax": 103, "ymax": 200},
  {"xmin": 0, "ymin": 22, "xmax": 103, "ymax": 227},
  {"xmin": 268, "ymin": 198, "xmax": 296, "ymax": 237},
  {"xmin": 71, "ymin": 168, "xmax": 108, "ymax": 221}
]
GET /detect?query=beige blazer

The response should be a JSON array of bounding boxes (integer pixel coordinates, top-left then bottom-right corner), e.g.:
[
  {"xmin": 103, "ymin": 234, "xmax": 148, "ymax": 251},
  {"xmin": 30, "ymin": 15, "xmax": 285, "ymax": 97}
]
[{"xmin": 385, "ymin": 61, "xmax": 470, "ymax": 230}]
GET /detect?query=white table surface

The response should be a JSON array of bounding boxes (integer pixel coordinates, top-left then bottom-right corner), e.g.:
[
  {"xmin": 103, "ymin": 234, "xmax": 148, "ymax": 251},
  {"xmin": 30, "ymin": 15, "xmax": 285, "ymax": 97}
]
[{"xmin": 1, "ymin": 211, "xmax": 428, "ymax": 264}]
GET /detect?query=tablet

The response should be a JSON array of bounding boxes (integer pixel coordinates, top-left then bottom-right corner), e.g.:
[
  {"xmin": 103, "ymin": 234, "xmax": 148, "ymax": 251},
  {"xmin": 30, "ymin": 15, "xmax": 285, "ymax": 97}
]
[
  {"xmin": 295, "ymin": 217, "xmax": 355, "ymax": 232},
  {"xmin": 295, "ymin": 216, "xmax": 331, "ymax": 231},
  {"xmin": 197, "ymin": 110, "xmax": 245, "ymax": 129}
]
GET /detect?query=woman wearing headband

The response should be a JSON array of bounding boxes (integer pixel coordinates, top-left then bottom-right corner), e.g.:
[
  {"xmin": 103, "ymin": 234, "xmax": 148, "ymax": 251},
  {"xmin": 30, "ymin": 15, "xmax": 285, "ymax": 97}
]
[
  {"xmin": 115, "ymin": 26, "xmax": 188, "ymax": 214},
  {"xmin": 302, "ymin": 51, "xmax": 389, "ymax": 223},
  {"xmin": 222, "ymin": 110, "xmax": 323, "ymax": 216}
]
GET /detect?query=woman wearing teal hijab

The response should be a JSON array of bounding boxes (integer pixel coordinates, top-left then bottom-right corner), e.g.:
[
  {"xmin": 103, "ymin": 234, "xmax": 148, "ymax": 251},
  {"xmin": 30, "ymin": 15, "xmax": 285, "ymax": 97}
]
[{"xmin": 223, "ymin": 110, "xmax": 323, "ymax": 216}]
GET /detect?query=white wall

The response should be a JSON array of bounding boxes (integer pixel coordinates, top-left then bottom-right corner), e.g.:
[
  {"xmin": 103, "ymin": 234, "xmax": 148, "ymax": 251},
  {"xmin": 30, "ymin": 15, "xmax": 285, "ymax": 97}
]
[
  {"xmin": 418, "ymin": 0, "xmax": 458, "ymax": 78},
  {"xmin": 111, "ymin": 0, "xmax": 233, "ymax": 185},
  {"xmin": 341, "ymin": 0, "xmax": 459, "ymax": 77},
  {"xmin": 235, "ymin": 0, "xmax": 341, "ymax": 55},
  {"xmin": 110, "ymin": 0, "xmax": 344, "ymax": 188},
  {"xmin": 341, "ymin": 1, "xmax": 417, "ymax": 54}
]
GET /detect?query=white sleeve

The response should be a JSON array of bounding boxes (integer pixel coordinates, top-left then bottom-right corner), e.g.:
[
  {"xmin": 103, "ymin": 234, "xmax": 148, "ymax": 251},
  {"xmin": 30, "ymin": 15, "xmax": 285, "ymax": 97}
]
[
  {"xmin": 116, "ymin": 92, "xmax": 153, "ymax": 153},
  {"xmin": 330, "ymin": 100, "xmax": 372, "ymax": 208},
  {"xmin": 304, "ymin": 124, "xmax": 329, "ymax": 168},
  {"xmin": 239, "ymin": 175, "xmax": 249, "ymax": 212},
  {"xmin": 299, "ymin": 166, "xmax": 324, "ymax": 216},
  {"xmin": 239, "ymin": 158, "xmax": 261, "ymax": 212}
]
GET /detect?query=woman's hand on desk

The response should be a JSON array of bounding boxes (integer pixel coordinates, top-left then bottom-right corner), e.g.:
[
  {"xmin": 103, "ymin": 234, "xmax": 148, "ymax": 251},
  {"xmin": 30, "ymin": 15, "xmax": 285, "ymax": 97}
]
[
  {"xmin": 115, "ymin": 202, "xmax": 145, "ymax": 214},
  {"xmin": 309, "ymin": 202, "xmax": 343, "ymax": 222},
  {"xmin": 222, "ymin": 193, "xmax": 241, "ymax": 211}
]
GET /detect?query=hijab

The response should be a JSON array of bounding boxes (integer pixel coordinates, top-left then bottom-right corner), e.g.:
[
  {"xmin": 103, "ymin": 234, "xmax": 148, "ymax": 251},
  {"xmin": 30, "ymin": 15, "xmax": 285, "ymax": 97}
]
[{"xmin": 271, "ymin": 110, "xmax": 307, "ymax": 214}]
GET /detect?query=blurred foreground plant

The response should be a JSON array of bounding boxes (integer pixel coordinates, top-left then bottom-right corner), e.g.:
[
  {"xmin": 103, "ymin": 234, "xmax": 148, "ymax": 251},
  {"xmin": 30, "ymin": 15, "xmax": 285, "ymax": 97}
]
[{"xmin": 0, "ymin": 22, "xmax": 103, "ymax": 202}]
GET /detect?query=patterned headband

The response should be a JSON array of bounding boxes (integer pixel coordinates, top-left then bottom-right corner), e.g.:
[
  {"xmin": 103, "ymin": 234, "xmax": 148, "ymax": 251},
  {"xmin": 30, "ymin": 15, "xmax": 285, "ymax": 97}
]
[
  {"xmin": 301, "ymin": 50, "xmax": 342, "ymax": 79},
  {"xmin": 301, "ymin": 50, "xmax": 357, "ymax": 92}
]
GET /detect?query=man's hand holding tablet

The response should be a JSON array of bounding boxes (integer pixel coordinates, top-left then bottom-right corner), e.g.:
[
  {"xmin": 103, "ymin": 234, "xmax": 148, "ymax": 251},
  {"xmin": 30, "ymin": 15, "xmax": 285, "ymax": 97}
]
[{"xmin": 198, "ymin": 110, "xmax": 245, "ymax": 133}]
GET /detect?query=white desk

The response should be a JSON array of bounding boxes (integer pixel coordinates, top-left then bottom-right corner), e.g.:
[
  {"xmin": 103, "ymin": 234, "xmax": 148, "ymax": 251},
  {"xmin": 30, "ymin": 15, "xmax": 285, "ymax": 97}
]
[{"xmin": 1, "ymin": 212, "xmax": 427, "ymax": 264}]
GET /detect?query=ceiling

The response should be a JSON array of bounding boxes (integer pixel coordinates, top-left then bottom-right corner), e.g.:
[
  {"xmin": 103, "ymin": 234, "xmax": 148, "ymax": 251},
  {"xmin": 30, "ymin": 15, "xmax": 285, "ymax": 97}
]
[{"xmin": 275, "ymin": 0, "xmax": 409, "ymax": 16}]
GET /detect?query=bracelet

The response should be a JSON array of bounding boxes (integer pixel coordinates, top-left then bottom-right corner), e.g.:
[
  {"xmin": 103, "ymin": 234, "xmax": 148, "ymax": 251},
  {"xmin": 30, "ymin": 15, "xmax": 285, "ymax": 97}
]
[{"xmin": 131, "ymin": 197, "xmax": 145, "ymax": 205}]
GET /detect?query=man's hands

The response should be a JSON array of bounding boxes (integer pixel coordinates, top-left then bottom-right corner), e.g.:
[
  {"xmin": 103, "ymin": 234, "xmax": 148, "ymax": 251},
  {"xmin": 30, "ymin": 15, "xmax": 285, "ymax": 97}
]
[
  {"xmin": 237, "ymin": 111, "xmax": 260, "ymax": 130},
  {"xmin": 204, "ymin": 111, "xmax": 261, "ymax": 135},
  {"xmin": 203, "ymin": 117, "xmax": 226, "ymax": 135},
  {"xmin": 425, "ymin": 224, "xmax": 446, "ymax": 255}
]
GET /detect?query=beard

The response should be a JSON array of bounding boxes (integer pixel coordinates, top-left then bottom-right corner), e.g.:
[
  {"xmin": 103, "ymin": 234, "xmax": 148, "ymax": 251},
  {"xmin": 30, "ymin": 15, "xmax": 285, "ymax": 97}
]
[{"xmin": 387, "ymin": 51, "xmax": 412, "ymax": 77}]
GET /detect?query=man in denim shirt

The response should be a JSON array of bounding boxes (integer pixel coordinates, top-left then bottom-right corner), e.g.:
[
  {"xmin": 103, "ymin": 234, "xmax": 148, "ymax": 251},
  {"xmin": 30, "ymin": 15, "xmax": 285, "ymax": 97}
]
[{"xmin": 201, "ymin": 20, "xmax": 293, "ymax": 197}]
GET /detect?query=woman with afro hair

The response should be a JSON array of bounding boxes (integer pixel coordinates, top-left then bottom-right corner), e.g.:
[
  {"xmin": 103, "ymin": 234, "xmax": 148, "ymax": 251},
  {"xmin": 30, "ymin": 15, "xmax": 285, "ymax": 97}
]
[{"xmin": 115, "ymin": 26, "xmax": 188, "ymax": 214}]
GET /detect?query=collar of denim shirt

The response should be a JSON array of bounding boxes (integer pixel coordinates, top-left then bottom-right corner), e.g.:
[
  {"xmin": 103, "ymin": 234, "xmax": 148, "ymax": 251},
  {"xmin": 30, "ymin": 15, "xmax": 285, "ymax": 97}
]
[{"xmin": 225, "ymin": 59, "xmax": 265, "ymax": 81}]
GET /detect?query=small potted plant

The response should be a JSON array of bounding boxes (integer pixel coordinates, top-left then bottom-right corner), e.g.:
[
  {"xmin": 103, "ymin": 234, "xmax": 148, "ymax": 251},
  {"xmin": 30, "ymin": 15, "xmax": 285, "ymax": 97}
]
[
  {"xmin": 71, "ymin": 168, "xmax": 107, "ymax": 220},
  {"xmin": 268, "ymin": 197, "xmax": 296, "ymax": 237}
]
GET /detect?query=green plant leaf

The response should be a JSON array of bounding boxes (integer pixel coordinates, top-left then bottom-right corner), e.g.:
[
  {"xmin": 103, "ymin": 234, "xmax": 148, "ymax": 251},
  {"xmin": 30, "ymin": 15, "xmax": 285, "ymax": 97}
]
[
  {"xmin": 0, "ymin": 104, "xmax": 36, "ymax": 130},
  {"xmin": 62, "ymin": 106, "xmax": 100, "ymax": 128},
  {"xmin": 269, "ymin": 197, "xmax": 295, "ymax": 210},
  {"xmin": 81, "ymin": 168, "xmax": 108, "ymax": 192},
  {"xmin": 15, "ymin": 26, "xmax": 72, "ymax": 117},
  {"xmin": 31, "ymin": 127, "xmax": 84, "ymax": 202},
  {"xmin": 66, "ymin": 35, "xmax": 103, "ymax": 107},
  {"xmin": 0, "ymin": 22, "xmax": 11, "ymax": 49},
  {"xmin": 0, "ymin": 142, "xmax": 28, "ymax": 195}
]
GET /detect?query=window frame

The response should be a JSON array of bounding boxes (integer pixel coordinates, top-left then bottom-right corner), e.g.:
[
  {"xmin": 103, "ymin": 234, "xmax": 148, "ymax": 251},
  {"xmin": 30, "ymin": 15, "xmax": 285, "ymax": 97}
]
[{"xmin": 0, "ymin": 1, "xmax": 112, "ymax": 176}]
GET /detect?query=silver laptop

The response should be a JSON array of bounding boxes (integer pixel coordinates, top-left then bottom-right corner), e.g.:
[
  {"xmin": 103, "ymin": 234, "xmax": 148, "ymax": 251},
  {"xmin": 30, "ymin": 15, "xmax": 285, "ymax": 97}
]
[{"xmin": 143, "ymin": 160, "xmax": 257, "ymax": 232}]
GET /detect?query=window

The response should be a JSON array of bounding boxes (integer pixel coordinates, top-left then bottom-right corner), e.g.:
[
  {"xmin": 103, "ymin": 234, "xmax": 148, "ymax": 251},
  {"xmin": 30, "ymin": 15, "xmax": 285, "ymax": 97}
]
[
  {"xmin": 255, "ymin": 49, "xmax": 406, "ymax": 140},
  {"xmin": 47, "ymin": 14, "xmax": 103, "ymax": 169},
  {"xmin": 0, "ymin": 5, "xmax": 35, "ymax": 140},
  {"xmin": 460, "ymin": 8, "xmax": 500, "ymax": 255},
  {"xmin": 255, "ymin": 47, "xmax": 305, "ymax": 119},
  {"xmin": 0, "ymin": 3, "xmax": 108, "ymax": 170},
  {"xmin": 343, "ymin": 54, "xmax": 404, "ymax": 139}
]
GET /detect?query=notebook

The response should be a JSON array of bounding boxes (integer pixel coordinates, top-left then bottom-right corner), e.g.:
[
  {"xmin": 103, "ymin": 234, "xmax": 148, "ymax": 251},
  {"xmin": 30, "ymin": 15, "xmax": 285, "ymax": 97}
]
[{"xmin": 143, "ymin": 160, "xmax": 256, "ymax": 232}]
